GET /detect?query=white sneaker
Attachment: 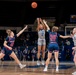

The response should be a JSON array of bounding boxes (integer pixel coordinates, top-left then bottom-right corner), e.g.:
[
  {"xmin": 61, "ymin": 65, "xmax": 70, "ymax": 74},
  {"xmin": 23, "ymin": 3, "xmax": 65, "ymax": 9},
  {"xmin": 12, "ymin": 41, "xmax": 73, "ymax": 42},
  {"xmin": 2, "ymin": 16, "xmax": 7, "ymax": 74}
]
[
  {"xmin": 37, "ymin": 61, "xmax": 40, "ymax": 66},
  {"xmin": 20, "ymin": 65, "xmax": 26, "ymax": 69},
  {"xmin": 72, "ymin": 71, "xmax": 76, "ymax": 75},
  {"xmin": 43, "ymin": 67, "xmax": 47, "ymax": 72},
  {"xmin": 56, "ymin": 68, "xmax": 59, "ymax": 72},
  {"xmin": 42, "ymin": 60, "xmax": 45, "ymax": 65}
]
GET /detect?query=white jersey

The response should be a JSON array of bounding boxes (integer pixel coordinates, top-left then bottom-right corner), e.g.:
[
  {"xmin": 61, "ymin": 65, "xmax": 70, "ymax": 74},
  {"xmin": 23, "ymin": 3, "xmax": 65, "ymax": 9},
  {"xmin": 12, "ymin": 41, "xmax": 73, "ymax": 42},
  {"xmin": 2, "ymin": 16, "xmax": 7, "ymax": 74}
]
[
  {"xmin": 73, "ymin": 33, "xmax": 76, "ymax": 46},
  {"xmin": 38, "ymin": 29, "xmax": 45, "ymax": 39}
]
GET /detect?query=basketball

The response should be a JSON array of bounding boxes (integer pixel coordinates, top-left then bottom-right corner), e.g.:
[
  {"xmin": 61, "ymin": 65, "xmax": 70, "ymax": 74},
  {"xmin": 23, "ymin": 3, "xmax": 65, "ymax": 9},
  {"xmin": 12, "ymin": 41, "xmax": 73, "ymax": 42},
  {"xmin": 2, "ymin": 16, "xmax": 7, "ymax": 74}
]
[{"xmin": 31, "ymin": 2, "xmax": 37, "ymax": 8}]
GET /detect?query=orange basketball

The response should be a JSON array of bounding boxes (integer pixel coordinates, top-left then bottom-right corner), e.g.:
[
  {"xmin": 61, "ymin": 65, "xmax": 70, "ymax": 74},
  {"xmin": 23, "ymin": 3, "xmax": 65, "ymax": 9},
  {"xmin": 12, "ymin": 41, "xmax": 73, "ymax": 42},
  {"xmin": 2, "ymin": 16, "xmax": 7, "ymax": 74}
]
[{"xmin": 31, "ymin": 2, "xmax": 37, "ymax": 8}]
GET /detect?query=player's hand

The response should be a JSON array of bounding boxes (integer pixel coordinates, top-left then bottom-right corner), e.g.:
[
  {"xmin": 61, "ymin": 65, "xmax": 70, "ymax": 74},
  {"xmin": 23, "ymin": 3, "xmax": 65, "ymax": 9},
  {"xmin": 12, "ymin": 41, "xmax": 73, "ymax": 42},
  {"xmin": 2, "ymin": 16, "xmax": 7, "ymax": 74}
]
[
  {"xmin": 69, "ymin": 35, "xmax": 72, "ymax": 38},
  {"xmin": 8, "ymin": 47, "xmax": 12, "ymax": 50},
  {"xmin": 39, "ymin": 18, "xmax": 42, "ymax": 21},
  {"xmin": 37, "ymin": 18, "xmax": 39, "ymax": 21},
  {"xmin": 43, "ymin": 20, "xmax": 47, "ymax": 24},
  {"xmin": 70, "ymin": 34, "xmax": 73, "ymax": 38},
  {"xmin": 72, "ymin": 47, "xmax": 76, "ymax": 50},
  {"xmin": 24, "ymin": 25, "xmax": 28, "ymax": 29}
]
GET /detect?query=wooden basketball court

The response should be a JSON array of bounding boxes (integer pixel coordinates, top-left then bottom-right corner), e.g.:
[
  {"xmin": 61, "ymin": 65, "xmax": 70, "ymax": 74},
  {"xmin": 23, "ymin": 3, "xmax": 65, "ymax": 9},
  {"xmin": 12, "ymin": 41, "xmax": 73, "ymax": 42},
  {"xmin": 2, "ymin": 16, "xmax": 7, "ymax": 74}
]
[{"xmin": 0, "ymin": 61, "xmax": 75, "ymax": 75}]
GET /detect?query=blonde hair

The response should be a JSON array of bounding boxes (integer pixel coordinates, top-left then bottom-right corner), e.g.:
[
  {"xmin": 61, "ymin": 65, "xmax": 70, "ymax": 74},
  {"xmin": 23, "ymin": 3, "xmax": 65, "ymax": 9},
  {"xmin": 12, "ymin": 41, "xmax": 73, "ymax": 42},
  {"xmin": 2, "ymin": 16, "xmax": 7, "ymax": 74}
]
[
  {"xmin": 6, "ymin": 29, "xmax": 11, "ymax": 36},
  {"xmin": 52, "ymin": 26, "xmax": 58, "ymax": 32}
]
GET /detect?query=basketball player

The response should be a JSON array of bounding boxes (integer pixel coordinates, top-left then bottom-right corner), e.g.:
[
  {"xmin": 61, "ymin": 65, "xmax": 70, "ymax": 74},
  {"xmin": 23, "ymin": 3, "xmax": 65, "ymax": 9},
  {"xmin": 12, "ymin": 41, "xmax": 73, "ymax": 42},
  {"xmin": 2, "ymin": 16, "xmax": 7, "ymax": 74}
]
[
  {"xmin": 36, "ymin": 18, "xmax": 46, "ymax": 65},
  {"xmin": 43, "ymin": 20, "xmax": 71, "ymax": 72},
  {"xmin": 0, "ymin": 25, "xmax": 27, "ymax": 69},
  {"xmin": 71, "ymin": 28, "xmax": 76, "ymax": 75}
]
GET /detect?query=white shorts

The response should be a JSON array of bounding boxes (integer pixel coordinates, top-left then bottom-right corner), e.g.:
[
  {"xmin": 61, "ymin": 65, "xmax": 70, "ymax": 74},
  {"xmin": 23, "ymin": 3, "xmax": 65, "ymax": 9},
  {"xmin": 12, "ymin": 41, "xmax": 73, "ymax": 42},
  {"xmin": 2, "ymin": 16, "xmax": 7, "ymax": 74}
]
[{"xmin": 38, "ymin": 39, "xmax": 46, "ymax": 46}]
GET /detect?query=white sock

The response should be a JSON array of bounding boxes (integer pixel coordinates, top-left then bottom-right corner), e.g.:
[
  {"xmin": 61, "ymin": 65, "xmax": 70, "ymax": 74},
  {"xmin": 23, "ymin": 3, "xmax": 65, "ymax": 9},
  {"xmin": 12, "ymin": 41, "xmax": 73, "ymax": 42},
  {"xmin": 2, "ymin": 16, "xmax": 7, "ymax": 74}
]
[
  {"xmin": 56, "ymin": 66, "xmax": 59, "ymax": 69},
  {"xmin": 19, "ymin": 63, "xmax": 22, "ymax": 67},
  {"xmin": 45, "ymin": 66, "xmax": 48, "ymax": 69}
]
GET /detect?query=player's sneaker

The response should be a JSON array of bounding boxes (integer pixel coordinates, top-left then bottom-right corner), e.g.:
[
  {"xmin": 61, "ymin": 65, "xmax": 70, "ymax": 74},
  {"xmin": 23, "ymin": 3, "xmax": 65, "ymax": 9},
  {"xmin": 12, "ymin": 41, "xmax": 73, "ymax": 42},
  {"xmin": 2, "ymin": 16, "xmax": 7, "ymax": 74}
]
[
  {"xmin": 56, "ymin": 68, "xmax": 59, "ymax": 72},
  {"xmin": 41, "ymin": 60, "xmax": 45, "ymax": 65},
  {"xmin": 37, "ymin": 61, "xmax": 40, "ymax": 66},
  {"xmin": 43, "ymin": 67, "xmax": 47, "ymax": 72},
  {"xmin": 20, "ymin": 64, "xmax": 26, "ymax": 69},
  {"xmin": 72, "ymin": 71, "xmax": 76, "ymax": 75}
]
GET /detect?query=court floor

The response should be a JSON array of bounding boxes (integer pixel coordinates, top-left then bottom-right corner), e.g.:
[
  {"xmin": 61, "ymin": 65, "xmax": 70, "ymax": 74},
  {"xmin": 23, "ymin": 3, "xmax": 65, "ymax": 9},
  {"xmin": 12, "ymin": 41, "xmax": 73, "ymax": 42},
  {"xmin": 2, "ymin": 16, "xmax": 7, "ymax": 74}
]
[{"xmin": 0, "ymin": 61, "xmax": 75, "ymax": 75}]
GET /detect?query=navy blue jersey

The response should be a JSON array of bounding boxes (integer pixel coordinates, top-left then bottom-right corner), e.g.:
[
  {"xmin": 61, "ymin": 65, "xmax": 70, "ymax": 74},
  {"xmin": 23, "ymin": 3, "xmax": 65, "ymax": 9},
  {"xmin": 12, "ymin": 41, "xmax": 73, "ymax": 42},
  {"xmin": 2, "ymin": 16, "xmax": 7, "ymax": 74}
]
[
  {"xmin": 48, "ymin": 30, "xmax": 60, "ymax": 43},
  {"xmin": 5, "ymin": 35, "xmax": 17, "ymax": 48}
]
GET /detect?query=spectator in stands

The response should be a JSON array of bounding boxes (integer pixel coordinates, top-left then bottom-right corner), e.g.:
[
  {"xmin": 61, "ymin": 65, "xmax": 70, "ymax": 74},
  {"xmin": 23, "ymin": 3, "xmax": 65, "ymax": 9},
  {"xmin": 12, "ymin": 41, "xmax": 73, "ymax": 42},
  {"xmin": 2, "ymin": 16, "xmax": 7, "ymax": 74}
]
[
  {"xmin": 65, "ymin": 39, "xmax": 71, "ymax": 46},
  {"xmin": 31, "ymin": 47, "xmax": 37, "ymax": 61},
  {"xmin": 59, "ymin": 24, "xmax": 64, "ymax": 31},
  {"xmin": 63, "ymin": 21, "xmax": 67, "ymax": 27},
  {"xmin": 14, "ymin": 48, "xmax": 18, "ymax": 57},
  {"xmin": 66, "ymin": 49, "xmax": 70, "ymax": 61},
  {"xmin": 23, "ymin": 46, "xmax": 28, "ymax": 61},
  {"xmin": 26, "ymin": 38, "xmax": 30, "ymax": 46},
  {"xmin": 27, "ymin": 50, "xmax": 30, "ymax": 61},
  {"xmin": 17, "ymin": 46, "xmax": 23, "ymax": 60},
  {"xmin": 34, "ymin": 40, "xmax": 37, "ymax": 46}
]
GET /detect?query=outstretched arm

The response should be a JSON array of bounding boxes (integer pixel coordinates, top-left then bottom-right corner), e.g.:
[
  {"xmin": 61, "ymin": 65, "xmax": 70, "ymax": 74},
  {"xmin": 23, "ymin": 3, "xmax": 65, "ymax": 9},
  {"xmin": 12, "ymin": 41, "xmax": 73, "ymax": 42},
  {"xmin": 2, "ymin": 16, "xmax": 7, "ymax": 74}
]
[
  {"xmin": 36, "ymin": 18, "xmax": 40, "ymax": 31},
  {"xmin": 72, "ymin": 47, "xmax": 76, "ymax": 51},
  {"xmin": 37, "ymin": 18, "xmax": 40, "ymax": 25},
  {"xmin": 39, "ymin": 18, "xmax": 44, "ymax": 25},
  {"xmin": 43, "ymin": 20, "xmax": 50, "ymax": 31},
  {"xmin": 59, "ymin": 35, "xmax": 71, "ymax": 39},
  {"xmin": 39, "ymin": 18, "xmax": 46, "ymax": 30},
  {"xmin": 16, "ymin": 25, "xmax": 28, "ymax": 37}
]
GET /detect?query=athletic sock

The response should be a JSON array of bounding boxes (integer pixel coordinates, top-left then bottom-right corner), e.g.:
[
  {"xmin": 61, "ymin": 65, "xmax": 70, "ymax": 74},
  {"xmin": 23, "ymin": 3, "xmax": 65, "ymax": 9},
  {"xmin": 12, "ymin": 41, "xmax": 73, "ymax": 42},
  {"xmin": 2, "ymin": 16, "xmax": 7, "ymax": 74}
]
[
  {"xmin": 45, "ymin": 66, "xmax": 48, "ymax": 69},
  {"xmin": 19, "ymin": 63, "xmax": 22, "ymax": 67},
  {"xmin": 56, "ymin": 66, "xmax": 59, "ymax": 69}
]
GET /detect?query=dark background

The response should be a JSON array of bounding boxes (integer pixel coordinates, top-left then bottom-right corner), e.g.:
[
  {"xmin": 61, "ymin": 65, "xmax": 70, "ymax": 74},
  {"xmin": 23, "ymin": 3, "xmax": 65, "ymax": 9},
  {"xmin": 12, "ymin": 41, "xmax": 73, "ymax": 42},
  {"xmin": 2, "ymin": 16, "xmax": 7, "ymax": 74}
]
[{"xmin": 0, "ymin": 0, "xmax": 76, "ymax": 26}]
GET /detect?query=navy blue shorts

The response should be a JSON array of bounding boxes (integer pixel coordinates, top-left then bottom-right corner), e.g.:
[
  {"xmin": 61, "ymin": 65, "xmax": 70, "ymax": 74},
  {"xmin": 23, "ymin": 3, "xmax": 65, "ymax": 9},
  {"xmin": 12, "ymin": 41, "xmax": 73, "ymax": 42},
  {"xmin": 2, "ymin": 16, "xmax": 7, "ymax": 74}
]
[
  {"xmin": 48, "ymin": 43, "xmax": 59, "ymax": 52},
  {"xmin": 1, "ymin": 47, "xmax": 13, "ymax": 55}
]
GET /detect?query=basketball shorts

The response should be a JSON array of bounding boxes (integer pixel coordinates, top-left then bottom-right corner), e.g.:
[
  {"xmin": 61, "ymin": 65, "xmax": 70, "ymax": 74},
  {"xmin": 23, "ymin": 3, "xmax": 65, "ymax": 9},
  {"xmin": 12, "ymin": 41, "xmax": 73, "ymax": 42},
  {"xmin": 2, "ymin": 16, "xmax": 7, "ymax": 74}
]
[
  {"xmin": 48, "ymin": 43, "xmax": 59, "ymax": 52},
  {"xmin": 38, "ymin": 38, "xmax": 46, "ymax": 46},
  {"xmin": 1, "ymin": 47, "xmax": 13, "ymax": 55}
]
